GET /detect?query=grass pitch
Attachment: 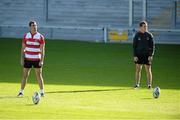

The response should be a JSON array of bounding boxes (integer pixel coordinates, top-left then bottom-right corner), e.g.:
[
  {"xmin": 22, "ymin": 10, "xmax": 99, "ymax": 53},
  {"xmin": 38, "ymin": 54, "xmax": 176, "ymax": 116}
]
[{"xmin": 0, "ymin": 38, "xmax": 179, "ymax": 119}]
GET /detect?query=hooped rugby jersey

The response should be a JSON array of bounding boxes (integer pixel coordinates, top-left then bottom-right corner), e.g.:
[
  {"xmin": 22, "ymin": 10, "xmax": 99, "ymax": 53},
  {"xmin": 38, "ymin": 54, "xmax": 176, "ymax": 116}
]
[{"xmin": 23, "ymin": 32, "xmax": 45, "ymax": 61}]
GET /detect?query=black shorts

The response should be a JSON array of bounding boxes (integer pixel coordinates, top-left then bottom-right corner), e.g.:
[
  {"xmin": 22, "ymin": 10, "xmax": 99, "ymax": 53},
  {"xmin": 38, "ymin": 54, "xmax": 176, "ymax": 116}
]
[
  {"xmin": 24, "ymin": 60, "xmax": 41, "ymax": 68},
  {"xmin": 135, "ymin": 54, "xmax": 152, "ymax": 65}
]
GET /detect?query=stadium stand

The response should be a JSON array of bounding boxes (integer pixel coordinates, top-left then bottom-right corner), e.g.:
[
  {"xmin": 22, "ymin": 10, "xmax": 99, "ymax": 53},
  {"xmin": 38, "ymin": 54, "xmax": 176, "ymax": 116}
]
[{"xmin": 0, "ymin": 0, "xmax": 179, "ymax": 43}]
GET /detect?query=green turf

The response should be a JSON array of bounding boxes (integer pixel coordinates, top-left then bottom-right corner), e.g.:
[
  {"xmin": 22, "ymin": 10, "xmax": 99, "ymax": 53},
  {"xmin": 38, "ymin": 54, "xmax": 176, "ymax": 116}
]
[{"xmin": 0, "ymin": 38, "xmax": 179, "ymax": 119}]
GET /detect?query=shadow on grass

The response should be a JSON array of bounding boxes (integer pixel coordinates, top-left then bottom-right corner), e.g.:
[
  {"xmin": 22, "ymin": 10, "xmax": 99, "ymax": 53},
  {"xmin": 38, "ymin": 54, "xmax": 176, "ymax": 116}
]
[
  {"xmin": 25, "ymin": 104, "xmax": 36, "ymax": 106},
  {"xmin": 0, "ymin": 39, "xmax": 180, "ymax": 90},
  {"xmin": 0, "ymin": 96, "xmax": 29, "ymax": 99},
  {"xmin": 46, "ymin": 88, "xmax": 131, "ymax": 94},
  {"xmin": 140, "ymin": 97, "xmax": 153, "ymax": 100},
  {"xmin": 0, "ymin": 96, "xmax": 18, "ymax": 99}
]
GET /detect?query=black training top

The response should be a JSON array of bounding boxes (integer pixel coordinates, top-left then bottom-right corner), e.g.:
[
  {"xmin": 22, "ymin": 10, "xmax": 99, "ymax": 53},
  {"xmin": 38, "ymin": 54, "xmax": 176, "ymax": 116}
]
[{"xmin": 133, "ymin": 31, "xmax": 155, "ymax": 56}]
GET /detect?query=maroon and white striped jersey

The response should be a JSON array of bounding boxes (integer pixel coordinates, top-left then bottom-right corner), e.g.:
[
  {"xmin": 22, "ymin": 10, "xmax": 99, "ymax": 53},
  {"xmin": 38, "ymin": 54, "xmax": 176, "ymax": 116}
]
[{"xmin": 23, "ymin": 32, "xmax": 45, "ymax": 61}]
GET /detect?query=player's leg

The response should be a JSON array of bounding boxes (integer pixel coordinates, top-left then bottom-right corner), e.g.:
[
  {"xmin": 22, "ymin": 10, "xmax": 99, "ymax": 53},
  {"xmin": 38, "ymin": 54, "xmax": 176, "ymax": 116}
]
[
  {"xmin": 34, "ymin": 68, "xmax": 45, "ymax": 97},
  {"xmin": 18, "ymin": 68, "xmax": 31, "ymax": 97},
  {"xmin": 145, "ymin": 64, "xmax": 152, "ymax": 89},
  {"xmin": 135, "ymin": 64, "xmax": 142, "ymax": 88}
]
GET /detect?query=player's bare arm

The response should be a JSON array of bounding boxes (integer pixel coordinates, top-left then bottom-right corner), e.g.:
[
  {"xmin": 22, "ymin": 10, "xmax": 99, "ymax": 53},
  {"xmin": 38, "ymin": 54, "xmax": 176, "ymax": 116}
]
[
  {"xmin": 21, "ymin": 43, "xmax": 25, "ymax": 66},
  {"xmin": 39, "ymin": 44, "xmax": 45, "ymax": 66}
]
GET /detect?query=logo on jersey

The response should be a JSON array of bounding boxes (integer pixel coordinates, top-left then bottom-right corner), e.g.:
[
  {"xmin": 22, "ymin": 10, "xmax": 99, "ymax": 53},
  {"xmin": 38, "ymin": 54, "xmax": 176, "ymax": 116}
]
[{"xmin": 138, "ymin": 37, "xmax": 141, "ymax": 41}]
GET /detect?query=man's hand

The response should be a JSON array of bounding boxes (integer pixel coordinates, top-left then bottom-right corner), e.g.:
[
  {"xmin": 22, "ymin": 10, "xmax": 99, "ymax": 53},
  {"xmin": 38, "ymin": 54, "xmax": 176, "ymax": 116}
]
[
  {"xmin": 39, "ymin": 61, "xmax": 44, "ymax": 66},
  {"xmin": 134, "ymin": 57, "xmax": 138, "ymax": 62},
  {"xmin": 148, "ymin": 56, "xmax": 153, "ymax": 64},
  {"xmin": 148, "ymin": 56, "xmax": 153, "ymax": 62}
]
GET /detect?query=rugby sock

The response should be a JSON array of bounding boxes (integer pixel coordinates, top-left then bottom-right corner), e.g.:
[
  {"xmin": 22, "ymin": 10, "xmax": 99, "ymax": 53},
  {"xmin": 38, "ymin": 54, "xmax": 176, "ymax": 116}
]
[
  {"xmin": 20, "ymin": 89, "xmax": 24, "ymax": 94},
  {"xmin": 40, "ymin": 89, "xmax": 44, "ymax": 94}
]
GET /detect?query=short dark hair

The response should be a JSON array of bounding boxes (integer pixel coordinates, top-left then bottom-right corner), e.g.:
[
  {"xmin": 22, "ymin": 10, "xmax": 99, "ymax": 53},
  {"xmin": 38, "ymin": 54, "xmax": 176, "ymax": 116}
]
[
  {"xmin": 29, "ymin": 21, "xmax": 36, "ymax": 27},
  {"xmin": 139, "ymin": 21, "xmax": 147, "ymax": 27}
]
